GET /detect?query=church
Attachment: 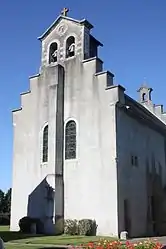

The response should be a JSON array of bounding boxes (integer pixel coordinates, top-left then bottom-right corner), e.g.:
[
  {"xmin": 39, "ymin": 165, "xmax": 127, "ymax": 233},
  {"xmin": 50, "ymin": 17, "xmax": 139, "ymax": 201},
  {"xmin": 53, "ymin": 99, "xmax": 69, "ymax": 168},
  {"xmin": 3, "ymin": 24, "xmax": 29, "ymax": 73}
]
[{"xmin": 10, "ymin": 9, "xmax": 166, "ymax": 238}]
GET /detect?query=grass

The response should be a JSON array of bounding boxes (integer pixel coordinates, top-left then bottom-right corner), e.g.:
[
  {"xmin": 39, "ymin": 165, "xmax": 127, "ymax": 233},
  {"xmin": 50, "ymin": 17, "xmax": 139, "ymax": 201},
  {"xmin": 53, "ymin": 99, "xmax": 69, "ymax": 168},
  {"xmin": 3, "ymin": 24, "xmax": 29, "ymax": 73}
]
[
  {"xmin": 8, "ymin": 235, "xmax": 114, "ymax": 245},
  {"xmin": 5, "ymin": 245, "xmax": 44, "ymax": 249},
  {"xmin": 0, "ymin": 226, "xmax": 115, "ymax": 249}
]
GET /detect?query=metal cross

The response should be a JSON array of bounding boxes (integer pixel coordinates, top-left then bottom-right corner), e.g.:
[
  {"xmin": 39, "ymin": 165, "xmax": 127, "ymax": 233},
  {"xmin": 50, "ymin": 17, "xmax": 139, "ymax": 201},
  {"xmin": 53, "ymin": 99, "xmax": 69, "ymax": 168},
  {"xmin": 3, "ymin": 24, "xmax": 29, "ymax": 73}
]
[{"xmin": 61, "ymin": 8, "xmax": 69, "ymax": 16}]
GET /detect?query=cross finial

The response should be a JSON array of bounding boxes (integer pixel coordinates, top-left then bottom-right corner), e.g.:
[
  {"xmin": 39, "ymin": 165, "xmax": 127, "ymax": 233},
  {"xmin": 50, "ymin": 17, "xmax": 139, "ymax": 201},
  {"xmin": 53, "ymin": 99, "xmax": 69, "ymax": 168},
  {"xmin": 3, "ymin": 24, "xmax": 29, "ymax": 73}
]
[
  {"xmin": 143, "ymin": 77, "xmax": 147, "ymax": 84},
  {"xmin": 61, "ymin": 8, "xmax": 69, "ymax": 16},
  {"xmin": 142, "ymin": 77, "xmax": 148, "ymax": 88}
]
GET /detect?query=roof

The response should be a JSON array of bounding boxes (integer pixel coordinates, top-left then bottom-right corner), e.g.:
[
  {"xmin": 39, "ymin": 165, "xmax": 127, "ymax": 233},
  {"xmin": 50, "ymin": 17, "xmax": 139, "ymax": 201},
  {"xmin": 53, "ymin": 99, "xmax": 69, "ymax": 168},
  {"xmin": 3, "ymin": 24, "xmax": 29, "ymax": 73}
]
[
  {"xmin": 38, "ymin": 15, "xmax": 94, "ymax": 41},
  {"xmin": 123, "ymin": 94, "xmax": 166, "ymax": 134},
  {"xmin": 137, "ymin": 82, "xmax": 153, "ymax": 92}
]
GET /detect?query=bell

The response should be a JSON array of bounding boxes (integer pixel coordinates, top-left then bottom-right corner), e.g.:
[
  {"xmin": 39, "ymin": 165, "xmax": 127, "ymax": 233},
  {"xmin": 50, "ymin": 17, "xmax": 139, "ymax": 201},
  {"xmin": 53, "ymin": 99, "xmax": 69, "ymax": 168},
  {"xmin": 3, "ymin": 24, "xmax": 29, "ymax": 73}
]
[
  {"xmin": 69, "ymin": 43, "xmax": 75, "ymax": 53},
  {"xmin": 52, "ymin": 50, "xmax": 57, "ymax": 58}
]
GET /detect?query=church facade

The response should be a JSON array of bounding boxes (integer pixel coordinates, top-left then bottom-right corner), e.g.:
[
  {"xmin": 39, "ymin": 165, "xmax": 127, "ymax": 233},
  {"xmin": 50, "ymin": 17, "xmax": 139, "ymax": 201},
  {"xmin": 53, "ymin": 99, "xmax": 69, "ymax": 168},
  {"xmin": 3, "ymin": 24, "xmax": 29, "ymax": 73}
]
[{"xmin": 10, "ymin": 10, "xmax": 166, "ymax": 238}]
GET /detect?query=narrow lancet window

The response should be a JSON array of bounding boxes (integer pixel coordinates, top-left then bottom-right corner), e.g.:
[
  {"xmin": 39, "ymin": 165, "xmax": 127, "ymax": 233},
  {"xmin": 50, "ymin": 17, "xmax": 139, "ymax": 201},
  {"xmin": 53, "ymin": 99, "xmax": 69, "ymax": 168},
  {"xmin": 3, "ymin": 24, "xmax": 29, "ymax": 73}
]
[
  {"xmin": 65, "ymin": 120, "xmax": 76, "ymax": 159},
  {"xmin": 43, "ymin": 125, "xmax": 48, "ymax": 163}
]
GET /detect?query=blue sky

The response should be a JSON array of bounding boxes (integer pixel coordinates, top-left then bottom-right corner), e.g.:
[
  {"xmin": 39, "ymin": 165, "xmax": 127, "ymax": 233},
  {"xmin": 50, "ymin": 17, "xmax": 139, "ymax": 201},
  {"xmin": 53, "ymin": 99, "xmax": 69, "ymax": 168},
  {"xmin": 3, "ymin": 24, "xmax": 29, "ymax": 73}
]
[{"xmin": 1, "ymin": 0, "xmax": 166, "ymax": 191}]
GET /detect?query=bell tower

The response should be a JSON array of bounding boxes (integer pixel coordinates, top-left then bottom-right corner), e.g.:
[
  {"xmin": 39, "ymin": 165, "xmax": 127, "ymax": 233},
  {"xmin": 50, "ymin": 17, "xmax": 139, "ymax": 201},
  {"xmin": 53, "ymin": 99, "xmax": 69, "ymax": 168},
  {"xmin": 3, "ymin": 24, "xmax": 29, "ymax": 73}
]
[
  {"xmin": 137, "ymin": 82, "xmax": 153, "ymax": 103},
  {"xmin": 38, "ymin": 9, "xmax": 103, "ymax": 69}
]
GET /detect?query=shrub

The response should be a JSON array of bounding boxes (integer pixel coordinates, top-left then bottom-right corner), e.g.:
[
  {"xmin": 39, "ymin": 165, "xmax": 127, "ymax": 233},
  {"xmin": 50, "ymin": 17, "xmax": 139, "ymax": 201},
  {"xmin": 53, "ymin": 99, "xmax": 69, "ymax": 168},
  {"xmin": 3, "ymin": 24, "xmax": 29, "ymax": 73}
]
[
  {"xmin": 64, "ymin": 219, "xmax": 97, "ymax": 235},
  {"xmin": 64, "ymin": 219, "xmax": 78, "ymax": 235},
  {"xmin": 19, "ymin": 217, "xmax": 31, "ymax": 233},
  {"xmin": 19, "ymin": 216, "xmax": 43, "ymax": 234},
  {"xmin": 78, "ymin": 219, "xmax": 97, "ymax": 236}
]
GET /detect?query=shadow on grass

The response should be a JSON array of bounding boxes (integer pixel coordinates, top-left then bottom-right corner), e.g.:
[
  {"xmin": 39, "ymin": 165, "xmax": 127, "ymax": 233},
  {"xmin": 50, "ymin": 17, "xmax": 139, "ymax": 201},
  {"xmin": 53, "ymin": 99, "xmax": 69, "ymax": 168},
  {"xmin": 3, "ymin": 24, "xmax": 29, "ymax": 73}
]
[{"xmin": 0, "ymin": 229, "xmax": 46, "ymax": 243}]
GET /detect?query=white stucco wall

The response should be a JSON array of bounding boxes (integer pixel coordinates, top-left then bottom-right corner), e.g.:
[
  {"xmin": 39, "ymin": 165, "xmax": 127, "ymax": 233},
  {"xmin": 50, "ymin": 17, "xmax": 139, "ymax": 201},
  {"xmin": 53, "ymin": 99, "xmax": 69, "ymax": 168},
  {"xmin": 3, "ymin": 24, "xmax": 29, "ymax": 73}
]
[
  {"xmin": 63, "ymin": 57, "xmax": 120, "ymax": 236},
  {"xmin": 116, "ymin": 105, "xmax": 166, "ymax": 237},
  {"xmin": 11, "ymin": 76, "xmax": 41, "ymax": 231},
  {"xmin": 10, "ymin": 16, "xmax": 88, "ymax": 233},
  {"xmin": 10, "ymin": 68, "xmax": 61, "ymax": 233},
  {"xmin": 11, "ymin": 56, "xmax": 120, "ymax": 237},
  {"xmin": 40, "ymin": 17, "xmax": 120, "ymax": 236}
]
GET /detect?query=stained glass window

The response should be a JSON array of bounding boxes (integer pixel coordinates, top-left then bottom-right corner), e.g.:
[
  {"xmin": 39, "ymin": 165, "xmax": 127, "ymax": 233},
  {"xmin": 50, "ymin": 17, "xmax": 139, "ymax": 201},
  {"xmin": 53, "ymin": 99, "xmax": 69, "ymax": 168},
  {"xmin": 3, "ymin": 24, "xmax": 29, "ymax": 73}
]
[
  {"xmin": 43, "ymin": 125, "xmax": 48, "ymax": 163},
  {"xmin": 65, "ymin": 121, "xmax": 76, "ymax": 159}
]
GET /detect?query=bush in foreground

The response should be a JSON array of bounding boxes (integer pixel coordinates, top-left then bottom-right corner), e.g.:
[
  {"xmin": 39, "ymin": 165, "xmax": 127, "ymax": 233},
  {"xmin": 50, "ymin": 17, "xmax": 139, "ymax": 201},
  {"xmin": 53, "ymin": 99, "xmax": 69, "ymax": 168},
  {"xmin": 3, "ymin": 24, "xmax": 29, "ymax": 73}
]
[
  {"xmin": 78, "ymin": 219, "xmax": 97, "ymax": 236},
  {"xmin": 19, "ymin": 216, "xmax": 43, "ymax": 234},
  {"xmin": 64, "ymin": 219, "xmax": 97, "ymax": 235},
  {"xmin": 64, "ymin": 219, "xmax": 78, "ymax": 235}
]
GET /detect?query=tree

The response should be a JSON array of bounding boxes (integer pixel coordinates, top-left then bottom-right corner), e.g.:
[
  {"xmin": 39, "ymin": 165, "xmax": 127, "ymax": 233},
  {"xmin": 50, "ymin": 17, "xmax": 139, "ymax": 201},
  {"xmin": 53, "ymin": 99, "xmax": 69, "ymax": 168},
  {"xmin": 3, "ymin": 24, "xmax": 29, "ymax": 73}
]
[
  {"xmin": 0, "ymin": 190, "xmax": 5, "ymax": 213},
  {"xmin": 0, "ymin": 188, "xmax": 11, "ymax": 225},
  {"xmin": 0, "ymin": 188, "xmax": 11, "ymax": 214},
  {"xmin": 3, "ymin": 188, "xmax": 11, "ymax": 214}
]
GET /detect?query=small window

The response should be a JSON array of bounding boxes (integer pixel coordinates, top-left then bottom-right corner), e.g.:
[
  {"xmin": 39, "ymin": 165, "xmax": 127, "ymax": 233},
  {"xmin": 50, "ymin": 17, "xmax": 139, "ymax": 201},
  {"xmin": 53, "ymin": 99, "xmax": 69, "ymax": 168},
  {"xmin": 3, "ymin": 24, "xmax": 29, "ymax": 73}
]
[
  {"xmin": 131, "ymin": 155, "xmax": 138, "ymax": 167},
  {"xmin": 66, "ymin": 36, "xmax": 75, "ymax": 58},
  {"xmin": 135, "ymin": 156, "xmax": 138, "ymax": 167},
  {"xmin": 49, "ymin": 42, "xmax": 58, "ymax": 64},
  {"xmin": 158, "ymin": 162, "xmax": 162, "ymax": 177},
  {"xmin": 65, "ymin": 120, "xmax": 76, "ymax": 159},
  {"xmin": 42, "ymin": 125, "xmax": 48, "ymax": 163}
]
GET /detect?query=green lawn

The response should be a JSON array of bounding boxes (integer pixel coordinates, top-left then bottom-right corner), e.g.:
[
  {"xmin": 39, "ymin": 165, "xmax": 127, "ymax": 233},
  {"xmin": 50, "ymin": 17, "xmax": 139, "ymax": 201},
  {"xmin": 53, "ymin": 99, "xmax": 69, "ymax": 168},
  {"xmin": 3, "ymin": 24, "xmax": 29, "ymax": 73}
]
[
  {"xmin": 0, "ymin": 226, "xmax": 115, "ymax": 249},
  {"xmin": 5, "ymin": 245, "xmax": 43, "ymax": 249}
]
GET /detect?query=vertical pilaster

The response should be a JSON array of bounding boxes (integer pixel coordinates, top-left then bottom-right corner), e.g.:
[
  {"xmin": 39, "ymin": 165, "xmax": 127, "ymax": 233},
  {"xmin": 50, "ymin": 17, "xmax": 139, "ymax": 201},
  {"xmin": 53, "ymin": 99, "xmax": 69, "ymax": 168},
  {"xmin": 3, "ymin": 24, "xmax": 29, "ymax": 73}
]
[
  {"xmin": 47, "ymin": 64, "xmax": 65, "ymax": 232},
  {"xmin": 55, "ymin": 65, "xmax": 65, "ymax": 220}
]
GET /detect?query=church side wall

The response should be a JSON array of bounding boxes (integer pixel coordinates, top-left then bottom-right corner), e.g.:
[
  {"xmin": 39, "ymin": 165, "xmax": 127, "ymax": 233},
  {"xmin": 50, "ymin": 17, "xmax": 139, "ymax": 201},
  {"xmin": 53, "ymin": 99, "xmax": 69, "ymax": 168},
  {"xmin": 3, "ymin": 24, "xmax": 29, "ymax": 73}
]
[
  {"xmin": 116, "ymin": 106, "xmax": 166, "ymax": 238},
  {"xmin": 63, "ymin": 57, "xmax": 119, "ymax": 236}
]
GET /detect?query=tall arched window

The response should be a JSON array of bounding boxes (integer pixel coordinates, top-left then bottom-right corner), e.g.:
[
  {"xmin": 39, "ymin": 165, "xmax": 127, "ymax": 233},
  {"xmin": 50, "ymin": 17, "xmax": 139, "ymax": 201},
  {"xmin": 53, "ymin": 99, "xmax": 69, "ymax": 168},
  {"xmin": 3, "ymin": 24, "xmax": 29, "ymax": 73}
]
[
  {"xmin": 49, "ymin": 42, "xmax": 58, "ymax": 64},
  {"xmin": 42, "ymin": 125, "xmax": 48, "ymax": 163},
  {"xmin": 66, "ymin": 36, "xmax": 75, "ymax": 58},
  {"xmin": 65, "ymin": 120, "xmax": 76, "ymax": 159}
]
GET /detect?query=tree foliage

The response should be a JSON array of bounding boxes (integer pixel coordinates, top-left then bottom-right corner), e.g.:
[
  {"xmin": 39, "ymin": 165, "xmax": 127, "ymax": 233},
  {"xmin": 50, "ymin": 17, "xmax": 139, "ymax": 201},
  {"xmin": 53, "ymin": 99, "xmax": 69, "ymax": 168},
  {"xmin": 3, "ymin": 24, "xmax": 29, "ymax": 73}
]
[{"xmin": 0, "ymin": 188, "xmax": 11, "ymax": 214}]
